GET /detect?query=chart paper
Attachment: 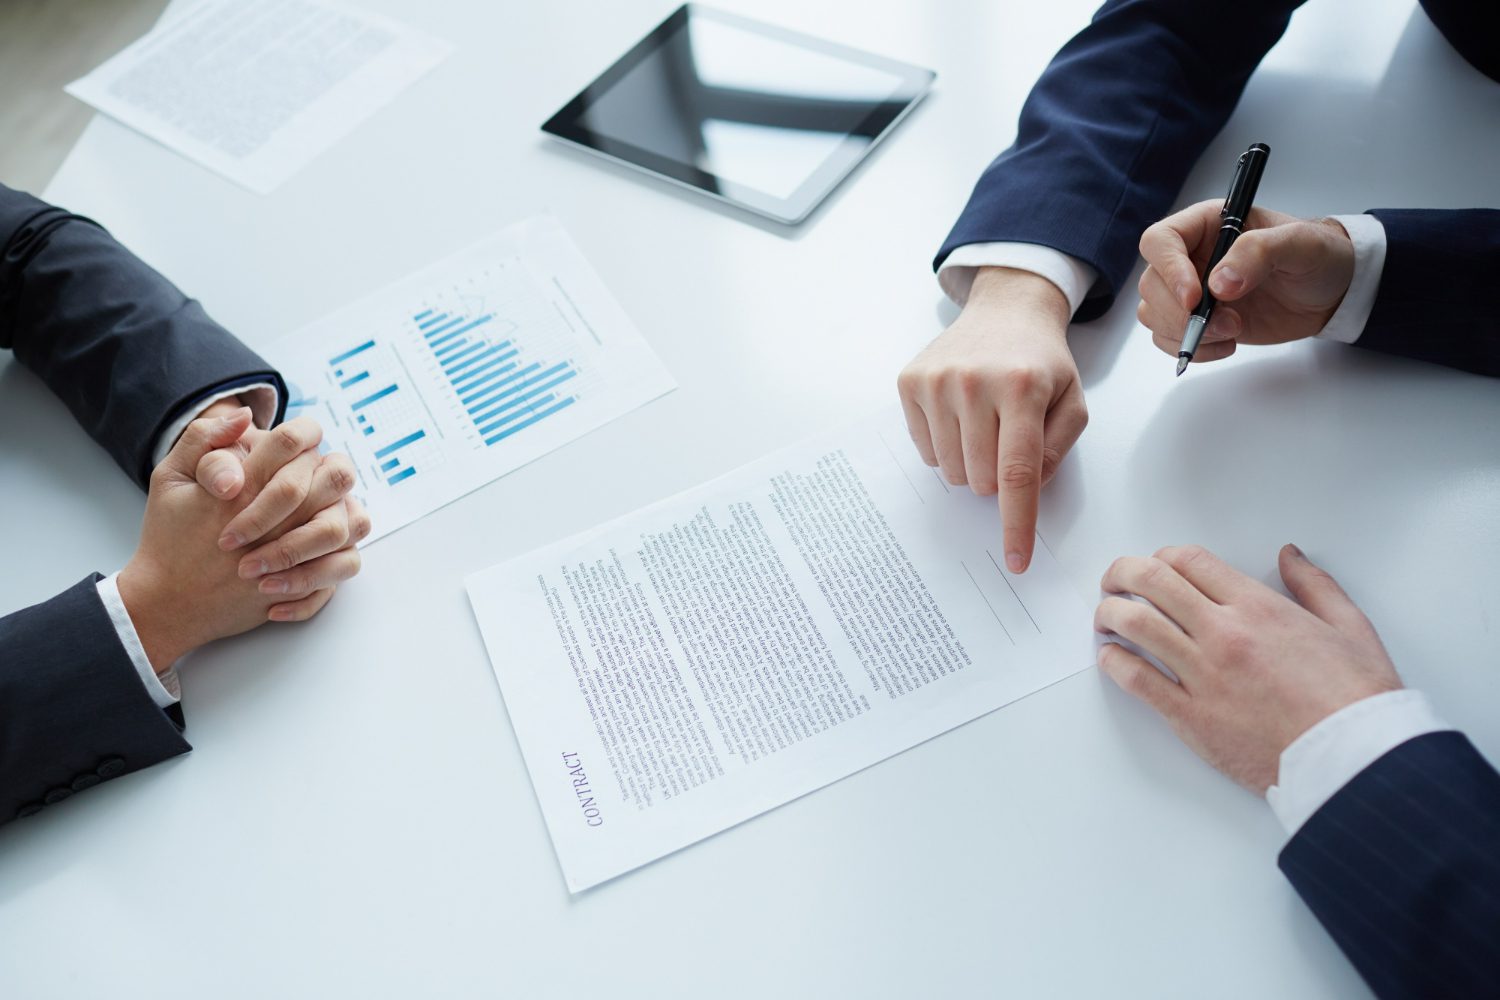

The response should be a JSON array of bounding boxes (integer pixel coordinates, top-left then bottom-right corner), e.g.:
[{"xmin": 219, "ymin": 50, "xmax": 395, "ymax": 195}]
[{"xmin": 270, "ymin": 216, "xmax": 675, "ymax": 543}]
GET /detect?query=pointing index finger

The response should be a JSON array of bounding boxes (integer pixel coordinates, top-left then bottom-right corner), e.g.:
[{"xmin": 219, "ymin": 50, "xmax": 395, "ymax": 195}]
[{"xmin": 997, "ymin": 383, "xmax": 1047, "ymax": 573}]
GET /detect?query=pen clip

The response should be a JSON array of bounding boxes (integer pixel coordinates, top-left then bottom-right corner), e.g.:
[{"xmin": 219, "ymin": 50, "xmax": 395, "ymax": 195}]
[{"xmin": 1222, "ymin": 151, "xmax": 1251, "ymax": 221}]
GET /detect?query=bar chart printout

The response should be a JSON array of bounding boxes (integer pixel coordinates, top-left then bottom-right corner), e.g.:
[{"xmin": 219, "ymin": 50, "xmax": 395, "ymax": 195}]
[{"xmin": 269, "ymin": 216, "xmax": 676, "ymax": 543}]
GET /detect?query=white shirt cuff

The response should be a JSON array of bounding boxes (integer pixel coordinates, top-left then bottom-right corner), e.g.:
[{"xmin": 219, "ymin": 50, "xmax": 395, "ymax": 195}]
[
  {"xmin": 1315, "ymin": 214, "xmax": 1387, "ymax": 345},
  {"xmin": 150, "ymin": 383, "xmax": 279, "ymax": 469},
  {"xmin": 937, "ymin": 242, "xmax": 1098, "ymax": 317},
  {"xmin": 1266, "ymin": 689, "xmax": 1451, "ymax": 838},
  {"xmin": 96, "ymin": 571, "xmax": 181, "ymax": 709}
]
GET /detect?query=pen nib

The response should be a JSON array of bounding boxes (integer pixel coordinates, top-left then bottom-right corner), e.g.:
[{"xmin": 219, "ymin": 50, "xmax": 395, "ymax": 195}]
[{"xmin": 1175, "ymin": 356, "xmax": 1189, "ymax": 377}]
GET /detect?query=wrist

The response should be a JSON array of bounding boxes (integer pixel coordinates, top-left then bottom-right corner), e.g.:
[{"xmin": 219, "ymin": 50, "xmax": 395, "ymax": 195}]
[
  {"xmin": 1314, "ymin": 217, "xmax": 1358, "ymax": 326},
  {"xmin": 117, "ymin": 559, "xmax": 193, "ymax": 673},
  {"xmin": 965, "ymin": 267, "xmax": 1072, "ymax": 333}
]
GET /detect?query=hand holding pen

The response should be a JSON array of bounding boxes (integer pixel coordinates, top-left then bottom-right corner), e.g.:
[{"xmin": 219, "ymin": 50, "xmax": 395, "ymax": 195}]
[{"xmin": 1135, "ymin": 163, "xmax": 1360, "ymax": 369}]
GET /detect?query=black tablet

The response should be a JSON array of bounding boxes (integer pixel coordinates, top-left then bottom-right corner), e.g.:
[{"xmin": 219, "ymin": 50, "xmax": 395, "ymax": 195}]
[{"xmin": 542, "ymin": 5, "xmax": 936, "ymax": 224}]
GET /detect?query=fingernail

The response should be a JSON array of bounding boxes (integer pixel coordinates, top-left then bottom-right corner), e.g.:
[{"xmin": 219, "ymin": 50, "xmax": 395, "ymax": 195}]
[
  {"xmin": 268, "ymin": 607, "xmax": 292, "ymax": 622},
  {"xmin": 1006, "ymin": 551, "xmax": 1025, "ymax": 573},
  {"xmin": 1287, "ymin": 543, "xmax": 1305, "ymax": 559},
  {"xmin": 260, "ymin": 577, "xmax": 289, "ymax": 595},
  {"xmin": 1175, "ymin": 282, "xmax": 1192, "ymax": 306},
  {"xmin": 239, "ymin": 560, "xmax": 267, "ymax": 580},
  {"xmin": 1209, "ymin": 266, "xmax": 1242, "ymax": 295},
  {"xmin": 218, "ymin": 532, "xmax": 244, "ymax": 550},
  {"xmin": 212, "ymin": 472, "xmax": 236, "ymax": 496}
]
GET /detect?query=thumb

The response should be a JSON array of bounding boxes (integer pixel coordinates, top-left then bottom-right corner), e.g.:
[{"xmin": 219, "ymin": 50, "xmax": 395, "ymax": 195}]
[
  {"xmin": 1209, "ymin": 222, "xmax": 1323, "ymax": 301},
  {"xmin": 196, "ymin": 443, "xmax": 250, "ymax": 499},
  {"xmin": 160, "ymin": 408, "xmax": 253, "ymax": 482},
  {"xmin": 1279, "ymin": 543, "xmax": 1373, "ymax": 637}
]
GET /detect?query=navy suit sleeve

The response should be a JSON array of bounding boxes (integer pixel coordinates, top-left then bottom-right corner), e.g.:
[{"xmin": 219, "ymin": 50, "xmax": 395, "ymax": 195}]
[
  {"xmin": 0, "ymin": 183, "xmax": 287, "ymax": 489},
  {"xmin": 1352, "ymin": 209, "xmax": 1500, "ymax": 377},
  {"xmin": 938, "ymin": 0, "xmax": 1306, "ymax": 320},
  {"xmin": 0, "ymin": 576, "xmax": 192, "ymax": 827},
  {"xmin": 1279, "ymin": 731, "xmax": 1500, "ymax": 1000}
]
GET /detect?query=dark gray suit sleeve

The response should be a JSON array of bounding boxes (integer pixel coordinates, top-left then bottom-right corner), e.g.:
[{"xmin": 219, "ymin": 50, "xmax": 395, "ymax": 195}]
[
  {"xmin": 1, "ymin": 184, "xmax": 288, "ymax": 822},
  {"xmin": 0, "ymin": 182, "xmax": 287, "ymax": 488},
  {"xmin": 0, "ymin": 576, "xmax": 191, "ymax": 826}
]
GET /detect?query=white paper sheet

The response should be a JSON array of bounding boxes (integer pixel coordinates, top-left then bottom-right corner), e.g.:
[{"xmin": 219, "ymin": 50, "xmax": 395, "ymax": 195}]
[
  {"xmin": 465, "ymin": 413, "xmax": 1095, "ymax": 891},
  {"xmin": 66, "ymin": 0, "xmax": 451, "ymax": 193},
  {"xmin": 268, "ymin": 216, "xmax": 676, "ymax": 544}
]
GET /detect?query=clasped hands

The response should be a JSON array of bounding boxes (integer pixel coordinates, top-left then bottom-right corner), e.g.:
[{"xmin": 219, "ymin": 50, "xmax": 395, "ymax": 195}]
[
  {"xmin": 900, "ymin": 200, "xmax": 1400, "ymax": 791},
  {"xmin": 118, "ymin": 399, "xmax": 371, "ymax": 675}
]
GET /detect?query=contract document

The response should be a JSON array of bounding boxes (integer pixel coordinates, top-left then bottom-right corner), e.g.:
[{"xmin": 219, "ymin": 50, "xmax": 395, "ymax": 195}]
[
  {"xmin": 466, "ymin": 413, "xmax": 1094, "ymax": 891},
  {"xmin": 66, "ymin": 0, "xmax": 450, "ymax": 193},
  {"xmin": 269, "ymin": 216, "xmax": 675, "ymax": 544}
]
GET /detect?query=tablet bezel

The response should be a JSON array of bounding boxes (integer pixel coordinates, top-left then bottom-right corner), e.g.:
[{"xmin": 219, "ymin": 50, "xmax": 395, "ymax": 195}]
[{"xmin": 541, "ymin": 4, "xmax": 936, "ymax": 225}]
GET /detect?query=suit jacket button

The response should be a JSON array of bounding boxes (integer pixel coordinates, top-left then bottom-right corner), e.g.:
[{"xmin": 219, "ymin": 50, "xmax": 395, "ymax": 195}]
[
  {"xmin": 15, "ymin": 802, "xmax": 44, "ymax": 819},
  {"xmin": 72, "ymin": 773, "xmax": 102, "ymax": 792},
  {"xmin": 43, "ymin": 787, "xmax": 72, "ymax": 805},
  {"xmin": 96, "ymin": 757, "xmax": 126, "ymax": 778}
]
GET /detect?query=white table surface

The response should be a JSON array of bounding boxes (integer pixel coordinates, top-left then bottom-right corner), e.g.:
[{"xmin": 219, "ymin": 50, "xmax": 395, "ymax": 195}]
[{"xmin": 2, "ymin": 1, "xmax": 1496, "ymax": 996}]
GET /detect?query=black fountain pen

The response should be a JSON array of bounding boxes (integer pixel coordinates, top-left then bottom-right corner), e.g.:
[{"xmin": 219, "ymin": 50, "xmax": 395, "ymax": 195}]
[{"xmin": 1177, "ymin": 142, "xmax": 1271, "ymax": 376}]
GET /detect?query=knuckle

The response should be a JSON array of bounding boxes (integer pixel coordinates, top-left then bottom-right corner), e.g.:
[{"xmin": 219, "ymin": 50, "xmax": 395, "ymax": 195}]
[
  {"xmin": 273, "ymin": 477, "xmax": 306, "ymax": 508},
  {"xmin": 1217, "ymin": 625, "xmax": 1253, "ymax": 659},
  {"xmin": 272, "ymin": 541, "xmax": 300, "ymax": 571},
  {"xmin": 1116, "ymin": 659, "xmax": 1151, "ymax": 696},
  {"xmin": 1003, "ymin": 367, "xmax": 1042, "ymax": 399},
  {"xmin": 1000, "ymin": 460, "xmax": 1038, "ymax": 491},
  {"xmin": 1039, "ymin": 446, "xmax": 1063, "ymax": 478},
  {"xmin": 1113, "ymin": 601, "xmax": 1150, "ymax": 633},
  {"xmin": 955, "ymin": 368, "xmax": 986, "ymax": 401},
  {"xmin": 896, "ymin": 366, "xmax": 922, "ymax": 397},
  {"xmin": 327, "ymin": 461, "xmax": 355, "ymax": 495},
  {"xmin": 271, "ymin": 422, "xmax": 309, "ymax": 457},
  {"xmin": 1163, "ymin": 544, "xmax": 1209, "ymax": 571},
  {"xmin": 321, "ymin": 518, "xmax": 350, "ymax": 550},
  {"xmin": 1104, "ymin": 556, "xmax": 1131, "ymax": 584},
  {"xmin": 1137, "ymin": 557, "xmax": 1170, "ymax": 589}
]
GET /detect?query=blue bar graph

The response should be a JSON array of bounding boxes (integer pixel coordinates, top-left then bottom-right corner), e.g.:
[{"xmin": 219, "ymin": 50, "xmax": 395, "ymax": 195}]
[
  {"xmin": 423, "ymin": 316, "xmax": 464, "ymax": 340},
  {"xmin": 486, "ymin": 397, "xmax": 576, "ymax": 445},
  {"xmin": 456, "ymin": 363, "xmax": 519, "ymax": 402},
  {"xmin": 447, "ymin": 342, "xmax": 506, "ymax": 376},
  {"xmin": 363, "ymin": 426, "xmax": 375, "ymax": 436},
  {"xmin": 410, "ymin": 307, "xmax": 578, "ymax": 449},
  {"xmin": 374, "ymin": 429, "xmax": 426, "ymax": 459},
  {"xmin": 388, "ymin": 467, "xmax": 417, "ymax": 485},
  {"xmin": 430, "ymin": 330, "xmax": 467, "ymax": 352},
  {"xmin": 351, "ymin": 384, "xmax": 398, "ymax": 411},
  {"xmin": 473, "ymin": 371, "xmax": 576, "ymax": 429},
  {"xmin": 339, "ymin": 371, "xmax": 370, "ymax": 389},
  {"xmin": 444, "ymin": 350, "xmax": 510, "ymax": 386},
  {"xmin": 380, "ymin": 458, "xmax": 400, "ymax": 472},
  {"xmin": 329, "ymin": 340, "xmax": 374, "ymax": 366},
  {"xmin": 441, "ymin": 342, "xmax": 485, "ymax": 369}
]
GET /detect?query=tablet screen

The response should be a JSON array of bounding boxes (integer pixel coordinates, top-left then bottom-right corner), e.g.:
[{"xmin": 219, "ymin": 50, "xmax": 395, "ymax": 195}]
[{"xmin": 543, "ymin": 6, "xmax": 934, "ymax": 223}]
